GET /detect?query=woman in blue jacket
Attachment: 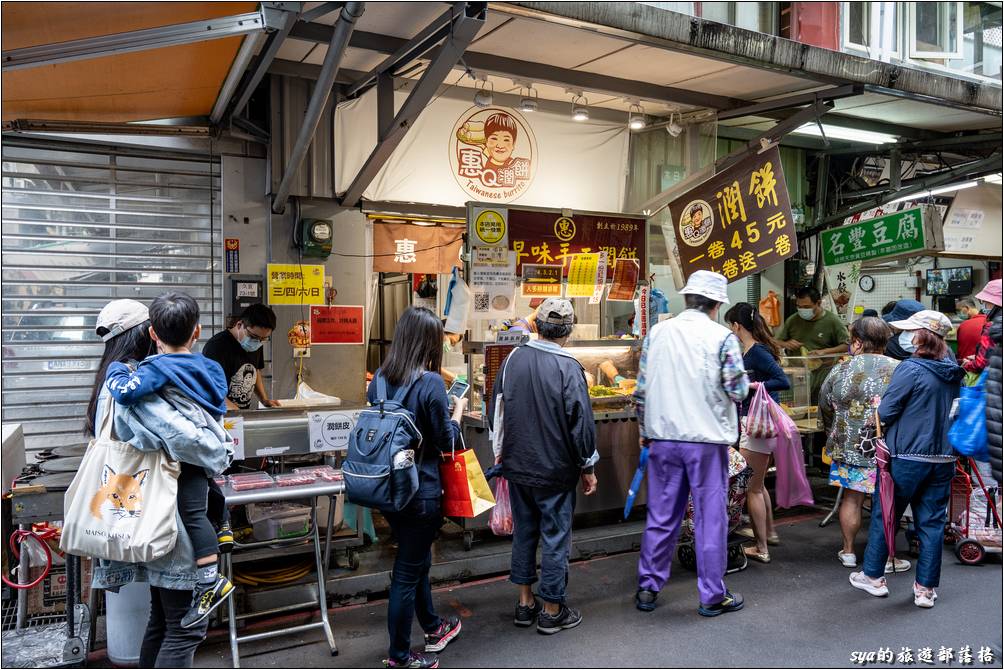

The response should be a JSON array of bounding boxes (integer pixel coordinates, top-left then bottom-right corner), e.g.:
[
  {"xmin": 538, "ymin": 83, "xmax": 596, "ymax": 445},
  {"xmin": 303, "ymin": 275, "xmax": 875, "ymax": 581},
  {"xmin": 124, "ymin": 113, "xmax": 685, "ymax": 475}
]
[
  {"xmin": 850, "ymin": 310, "xmax": 963, "ymax": 609},
  {"xmin": 367, "ymin": 307, "xmax": 466, "ymax": 669},
  {"xmin": 724, "ymin": 302, "xmax": 790, "ymax": 563}
]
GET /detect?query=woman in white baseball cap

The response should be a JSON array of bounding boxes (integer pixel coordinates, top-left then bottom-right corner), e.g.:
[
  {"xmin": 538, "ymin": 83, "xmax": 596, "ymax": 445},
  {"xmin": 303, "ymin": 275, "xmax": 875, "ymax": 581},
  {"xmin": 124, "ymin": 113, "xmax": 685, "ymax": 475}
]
[
  {"xmin": 84, "ymin": 300, "xmax": 154, "ymax": 435},
  {"xmin": 850, "ymin": 309, "xmax": 964, "ymax": 609}
]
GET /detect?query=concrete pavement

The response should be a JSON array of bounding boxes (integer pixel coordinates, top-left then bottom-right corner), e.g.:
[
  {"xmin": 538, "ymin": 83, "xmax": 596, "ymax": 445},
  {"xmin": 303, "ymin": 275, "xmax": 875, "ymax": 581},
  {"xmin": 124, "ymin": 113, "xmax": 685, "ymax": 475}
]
[{"xmin": 192, "ymin": 513, "xmax": 1003, "ymax": 668}]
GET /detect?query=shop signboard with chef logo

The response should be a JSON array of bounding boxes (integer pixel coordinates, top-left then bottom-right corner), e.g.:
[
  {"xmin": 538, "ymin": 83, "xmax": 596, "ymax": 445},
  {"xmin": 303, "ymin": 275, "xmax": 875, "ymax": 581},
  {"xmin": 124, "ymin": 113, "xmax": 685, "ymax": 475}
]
[
  {"xmin": 451, "ymin": 107, "xmax": 536, "ymax": 203},
  {"xmin": 504, "ymin": 208, "xmax": 646, "ymax": 279},
  {"xmin": 669, "ymin": 146, "xmax": 796, "ymax": 283}
]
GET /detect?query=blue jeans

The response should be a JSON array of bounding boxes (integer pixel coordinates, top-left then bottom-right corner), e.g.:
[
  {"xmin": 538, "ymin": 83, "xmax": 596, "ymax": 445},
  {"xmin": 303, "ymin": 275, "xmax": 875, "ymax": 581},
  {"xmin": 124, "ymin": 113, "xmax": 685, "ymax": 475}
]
[
  {"xmin": 509, "ymin": 483, "xmax": 575, "ymax": 605},
  {"xmin": 862, "ymin": 459, "xmax": 955, "ymax": 588},
  {"xmin": 384, "ymin": 498, "xmax": 444, "ymax": 662}
]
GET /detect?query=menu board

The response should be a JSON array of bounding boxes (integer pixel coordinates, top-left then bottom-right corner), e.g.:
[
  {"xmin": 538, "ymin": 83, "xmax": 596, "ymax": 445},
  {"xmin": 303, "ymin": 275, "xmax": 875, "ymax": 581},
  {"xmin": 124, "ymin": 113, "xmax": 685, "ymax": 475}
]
[
  {"xmin": 484, "ymin": 343, "xmax": 516, "ymax": 408},
  {"xmin": 668, "ymin": 146, "xmax": 796, "ymax": 283},
  {"xmin": 608, "ymin": 258, "xmax": 640, "ymax": 301}
]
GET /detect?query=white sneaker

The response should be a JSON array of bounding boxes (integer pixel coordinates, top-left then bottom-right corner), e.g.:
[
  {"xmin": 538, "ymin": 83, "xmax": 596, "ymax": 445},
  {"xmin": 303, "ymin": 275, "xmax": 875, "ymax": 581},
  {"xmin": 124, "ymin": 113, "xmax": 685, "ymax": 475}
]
[
  {"xmin": 849, "ymin": 571, "xmax": 889, "ymax": 597},
  {"xmin": 837, "ymin": 551, "xmax": 858, "ymax": 568},
  {"xmin": 913, "ymin": 583, "xmax": 937, "ymax": 608},
  {"xmin": 885, "ymin": 557, "xmax": 912, "ymax": 573}
]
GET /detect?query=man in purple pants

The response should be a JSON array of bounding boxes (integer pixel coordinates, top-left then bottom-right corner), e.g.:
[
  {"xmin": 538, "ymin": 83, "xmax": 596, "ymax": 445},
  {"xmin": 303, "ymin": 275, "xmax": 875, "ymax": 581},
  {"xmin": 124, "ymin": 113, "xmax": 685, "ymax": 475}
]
[{"xmin": 632, "ymin": 271, "xmax": 750, "ymax": 616}]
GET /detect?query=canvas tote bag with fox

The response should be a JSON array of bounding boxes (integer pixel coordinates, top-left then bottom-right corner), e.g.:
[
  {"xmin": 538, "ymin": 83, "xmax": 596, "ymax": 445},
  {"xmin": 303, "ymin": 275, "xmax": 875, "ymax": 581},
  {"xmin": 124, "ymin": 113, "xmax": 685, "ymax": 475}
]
[{"xmin": 61, "ymin": 399, "xmax": 181, "ymax": 563}]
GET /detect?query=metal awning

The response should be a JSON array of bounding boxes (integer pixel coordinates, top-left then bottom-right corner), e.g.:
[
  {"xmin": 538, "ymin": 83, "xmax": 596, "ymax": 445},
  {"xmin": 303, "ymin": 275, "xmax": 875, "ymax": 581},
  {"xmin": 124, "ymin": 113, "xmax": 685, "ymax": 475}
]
[
  {"xmin": 1, "ymin": 1, "xmax": 260, "ymax": 123},
  {"xmin": 265, "ymin": 1, "xmax": 1001, "ymax": 138}
]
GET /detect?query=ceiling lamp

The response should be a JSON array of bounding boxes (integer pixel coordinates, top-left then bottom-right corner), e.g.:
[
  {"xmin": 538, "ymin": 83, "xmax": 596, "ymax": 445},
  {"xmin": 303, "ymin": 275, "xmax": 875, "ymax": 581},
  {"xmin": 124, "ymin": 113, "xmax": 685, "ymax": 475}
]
[
  {"xmin": 793, "ymin": 123, "xmax": 896, "ymax": 144},
  {"xmin": 570, "ymin": 94, "xmax": 589, "ymax": 122},
  {"xmin": 889, "ymin": 180, "xmax": 979, "ymax": 204},
  {"xmin": 473, "ymin": 79, "xmax": 493, "ymax": 108},
  {"xmin": 628, "ymin": 103, "xmax": 647, "ymax": 131},
  {"xmin": 665, "ymin": 112, "xmax": 683, "ymax": 138},
  {"xmin": 519, "ymin": 85, "xmax": 539, "ymax": 113}
]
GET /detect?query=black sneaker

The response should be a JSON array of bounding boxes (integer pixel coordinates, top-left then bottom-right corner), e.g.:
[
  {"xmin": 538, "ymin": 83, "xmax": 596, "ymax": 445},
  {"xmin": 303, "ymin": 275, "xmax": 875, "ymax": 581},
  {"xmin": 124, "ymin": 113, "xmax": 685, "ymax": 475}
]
[
  {"xmin": 635, "ymin": 589, "xmax": 658, "ymax": 612},
  {"xmin": 383, "ymin": 652, "xmax": 439, "ymax": 668},
  {"xmin": 423, "ymin": 615, "xmax": 461, "ymax": 653},
  {"xmin": 514, "ymin": 597, "xmax": 543, "ymax": 627},
  {"xmin": 697, "ymin": 590, "xmax": 744, "ymax": 617},
  {"xmin": 216, "ymin": 522, "xmax": 234, "ymax": 554},
  {"xmin": 536, "ymin": 604, "xmax": 583, "ymax": 635},
  {"xmin": 180, "ymin": 575, "xmax": 235, "ymax": 629}
]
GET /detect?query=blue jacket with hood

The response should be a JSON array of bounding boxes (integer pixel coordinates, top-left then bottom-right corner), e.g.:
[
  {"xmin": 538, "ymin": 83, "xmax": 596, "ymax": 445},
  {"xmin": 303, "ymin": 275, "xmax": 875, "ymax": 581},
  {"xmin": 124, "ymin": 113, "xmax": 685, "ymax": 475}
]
[
  {"xmin": 106, "ymin": 353, "xmax": 232, "ymax": 476},
  {"xmin": 879, "ymin": 355, "xmax": 965, "ymax": 458}
]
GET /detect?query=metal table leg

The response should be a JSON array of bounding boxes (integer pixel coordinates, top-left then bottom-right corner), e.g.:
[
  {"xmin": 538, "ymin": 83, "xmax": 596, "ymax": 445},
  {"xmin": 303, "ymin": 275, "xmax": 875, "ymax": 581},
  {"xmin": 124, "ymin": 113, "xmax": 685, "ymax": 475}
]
[
  {"xmin": 820, "ymin": 486, "xmax": 844, "ymax": 528},
  {"xmin": 312, "ymin": 499, "xmax": 338, "ymax": 656},
  {"xmin": 224, "ymin": 551, "xmax": 240, "ymax": 668},
  {"xmin": 16, "ymin": 525, "xmax": 28, "ymax": 630}
]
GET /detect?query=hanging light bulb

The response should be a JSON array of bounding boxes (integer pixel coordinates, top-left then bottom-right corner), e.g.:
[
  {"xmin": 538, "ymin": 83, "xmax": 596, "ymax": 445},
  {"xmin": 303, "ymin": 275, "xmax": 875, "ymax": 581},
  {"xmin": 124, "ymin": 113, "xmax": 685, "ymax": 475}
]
[
  {"xmin": 571, "ymin": 94, "xmax": 589, "ymax": 122},
  {"xmin": 518, "ymin": 84, "xmax": 539, "ymax": 113},
  {"xmin": 628, "ymin": 103, "xmax": 647, "ymax": 131},
  {"xmin": 665, "ymin": 112, "xmax": 683, "ymax": 138},
  {"xmin": 473, "ymin": 79, "xmax": 493, "ymax": 108}
]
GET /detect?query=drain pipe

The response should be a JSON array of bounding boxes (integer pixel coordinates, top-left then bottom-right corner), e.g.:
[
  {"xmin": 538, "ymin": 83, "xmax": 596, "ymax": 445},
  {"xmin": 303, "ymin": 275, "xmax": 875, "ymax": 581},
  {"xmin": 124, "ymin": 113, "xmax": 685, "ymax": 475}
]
[{"xmin": 272, "ymin": 2, "xmax": 365, "ymax": 214}]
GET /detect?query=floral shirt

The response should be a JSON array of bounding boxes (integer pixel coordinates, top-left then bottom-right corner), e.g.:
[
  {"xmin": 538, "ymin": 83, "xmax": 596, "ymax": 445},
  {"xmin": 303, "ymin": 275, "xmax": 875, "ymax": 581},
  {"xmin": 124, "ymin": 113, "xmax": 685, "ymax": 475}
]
[{"xmin": 818, "ymin": 353, "xmax": 899, "ymax": 467}]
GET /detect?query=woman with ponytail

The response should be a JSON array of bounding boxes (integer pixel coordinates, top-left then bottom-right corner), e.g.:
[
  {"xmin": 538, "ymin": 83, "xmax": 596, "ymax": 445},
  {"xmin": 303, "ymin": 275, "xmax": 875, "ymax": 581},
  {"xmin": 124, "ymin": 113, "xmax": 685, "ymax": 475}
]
[{"xmin": 724, "ymin": 302, "xmax": 790, "ymax": 563}]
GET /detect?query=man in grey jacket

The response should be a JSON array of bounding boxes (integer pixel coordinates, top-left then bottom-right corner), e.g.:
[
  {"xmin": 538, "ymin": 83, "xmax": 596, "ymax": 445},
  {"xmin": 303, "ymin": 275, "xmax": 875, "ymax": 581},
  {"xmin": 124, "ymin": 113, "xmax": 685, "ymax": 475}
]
[{"xmin": 489, "ymin": 298, "xmax": 599, "ymax": 635}]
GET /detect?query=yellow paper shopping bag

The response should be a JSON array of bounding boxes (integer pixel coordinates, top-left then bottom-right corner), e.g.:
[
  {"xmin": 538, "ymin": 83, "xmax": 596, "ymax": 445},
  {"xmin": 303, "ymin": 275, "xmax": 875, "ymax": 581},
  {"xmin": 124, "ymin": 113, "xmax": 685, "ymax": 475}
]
[{"xmin": 440, "ymin": 449, "xmax": 495, "ymax": 518}]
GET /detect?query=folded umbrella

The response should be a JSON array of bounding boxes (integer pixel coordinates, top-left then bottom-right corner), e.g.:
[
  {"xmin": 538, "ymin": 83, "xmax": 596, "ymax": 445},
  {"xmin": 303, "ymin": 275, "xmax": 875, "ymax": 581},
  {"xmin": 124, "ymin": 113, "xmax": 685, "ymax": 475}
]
[
  {"xmin": 872, "ymin": 408, "xmax": 898, "ymax": 567},
  {"xmin": 624, "ymin": 444, "xmax": 649, "ymax": 519}
]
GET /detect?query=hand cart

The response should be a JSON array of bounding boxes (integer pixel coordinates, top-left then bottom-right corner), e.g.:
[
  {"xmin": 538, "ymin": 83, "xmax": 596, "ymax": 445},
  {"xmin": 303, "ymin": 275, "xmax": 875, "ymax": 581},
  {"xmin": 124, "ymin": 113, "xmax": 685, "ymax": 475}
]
[{"xmin": 946, "ymin": 458, "xmax": 1002, "ymax": 565}]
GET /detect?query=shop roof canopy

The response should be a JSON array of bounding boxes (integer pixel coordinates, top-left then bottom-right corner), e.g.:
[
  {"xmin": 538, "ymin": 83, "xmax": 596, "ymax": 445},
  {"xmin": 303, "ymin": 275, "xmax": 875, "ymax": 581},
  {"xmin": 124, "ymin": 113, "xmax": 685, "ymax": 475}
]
[
  {"xmin": 2, "ymin": 2, "xmax": 1000, "ymax": 140},
  {"xmin": 1, "ymin": 2, "xmax": 259, "ymax": 123}
]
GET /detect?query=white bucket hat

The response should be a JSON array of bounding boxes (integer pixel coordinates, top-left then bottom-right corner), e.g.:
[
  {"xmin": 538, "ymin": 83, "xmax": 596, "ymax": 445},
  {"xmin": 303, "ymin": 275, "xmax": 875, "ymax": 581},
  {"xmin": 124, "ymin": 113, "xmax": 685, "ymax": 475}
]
[
  {"xmin": 680, "ymin": 270, "xmax": 730, "ymax": 305},
  {"xmin": 95, "ymin": 299, "xmax": 149, "ymax": 341}
]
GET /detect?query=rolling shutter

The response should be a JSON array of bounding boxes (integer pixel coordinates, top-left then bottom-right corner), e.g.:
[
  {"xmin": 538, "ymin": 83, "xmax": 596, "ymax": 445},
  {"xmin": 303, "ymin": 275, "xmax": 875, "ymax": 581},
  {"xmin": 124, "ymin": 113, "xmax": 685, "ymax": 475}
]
[{"xmin": 2, "ymin": 139, "xmax": 221, "ymax": 459}]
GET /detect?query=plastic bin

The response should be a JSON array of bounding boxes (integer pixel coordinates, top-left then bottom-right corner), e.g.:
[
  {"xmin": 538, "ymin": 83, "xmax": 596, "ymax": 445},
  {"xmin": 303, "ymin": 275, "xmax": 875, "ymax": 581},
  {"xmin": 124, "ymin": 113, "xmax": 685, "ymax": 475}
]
[
  {"xmin": 105, "ymin": 581, "xmax": 151, "ymax": 666},
  {"xmin": 246, "ymin": 502, "xmax": 311, "ymax": 541}
]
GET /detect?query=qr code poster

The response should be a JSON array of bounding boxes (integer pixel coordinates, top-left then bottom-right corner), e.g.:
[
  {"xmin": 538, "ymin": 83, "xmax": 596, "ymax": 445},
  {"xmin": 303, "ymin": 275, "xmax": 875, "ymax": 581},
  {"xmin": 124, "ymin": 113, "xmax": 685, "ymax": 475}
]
[{"xmin": 471, "ymin": 247, "xmax": 516, "ymax": 320}]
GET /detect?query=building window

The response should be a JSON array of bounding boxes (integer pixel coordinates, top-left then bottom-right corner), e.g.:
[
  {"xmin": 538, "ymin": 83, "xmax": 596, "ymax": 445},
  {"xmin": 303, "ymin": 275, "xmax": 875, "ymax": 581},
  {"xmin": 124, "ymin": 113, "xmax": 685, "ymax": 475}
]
[
  {"xmin": 908, "ymin": 1, "xmax": 964, "ymax": 58},
  {"xmin": 842, "ymin": 2, "xmax": 899, "ymax": 58},
  {"xmin": 700, "ymin": 2, "xmax": 777, "ymax": 33},
  {"xmin": 947, "ymin": 2, "xmax": 1003, "ymax": 79}
]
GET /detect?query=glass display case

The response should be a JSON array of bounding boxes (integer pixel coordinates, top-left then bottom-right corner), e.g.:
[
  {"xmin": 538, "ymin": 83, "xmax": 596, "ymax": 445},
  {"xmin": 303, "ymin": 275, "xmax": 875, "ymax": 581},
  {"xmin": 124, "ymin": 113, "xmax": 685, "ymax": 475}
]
[{"xmin": 777, "ymin": 353, "xmax": 845, "ymax": 432}]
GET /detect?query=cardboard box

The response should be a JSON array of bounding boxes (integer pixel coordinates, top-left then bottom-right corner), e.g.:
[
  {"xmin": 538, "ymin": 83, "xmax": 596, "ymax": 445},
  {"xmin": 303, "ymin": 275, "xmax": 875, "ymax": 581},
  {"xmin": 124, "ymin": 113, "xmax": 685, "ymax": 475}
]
[{"xmin": 26, "ymin": 559, "xmax": 93, "ymax": 617}]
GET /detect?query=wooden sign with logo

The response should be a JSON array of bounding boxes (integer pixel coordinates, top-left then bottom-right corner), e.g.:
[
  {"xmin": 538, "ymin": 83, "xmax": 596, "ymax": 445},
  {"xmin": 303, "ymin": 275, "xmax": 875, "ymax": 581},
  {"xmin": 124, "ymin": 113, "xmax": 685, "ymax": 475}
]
[{"xmin": 668, "ymin": 146, "xmax": 796, "ymax": 283}]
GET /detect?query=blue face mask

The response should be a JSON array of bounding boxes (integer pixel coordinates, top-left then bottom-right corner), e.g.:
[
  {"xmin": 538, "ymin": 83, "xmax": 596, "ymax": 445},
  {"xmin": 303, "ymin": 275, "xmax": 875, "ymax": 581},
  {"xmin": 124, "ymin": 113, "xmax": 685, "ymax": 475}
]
[
  {"xmin": 898, "ymin": 331, "xmax": 917, "ymax": 354},
  {"xmin": 240, "ymin": 336, "xmax": 264, "ymax": 353}
]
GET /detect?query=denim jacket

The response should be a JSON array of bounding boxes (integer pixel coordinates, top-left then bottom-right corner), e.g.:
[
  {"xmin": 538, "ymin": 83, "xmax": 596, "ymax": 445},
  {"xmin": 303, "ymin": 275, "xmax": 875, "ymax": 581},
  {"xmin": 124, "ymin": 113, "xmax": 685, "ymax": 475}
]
[
  {"xmin": 90, "ymin": 389, "xmax": 219, "ymax": 592},
  {"xmin": 115, "ymin": 385, "xmax": 233, "ymax": 477}
]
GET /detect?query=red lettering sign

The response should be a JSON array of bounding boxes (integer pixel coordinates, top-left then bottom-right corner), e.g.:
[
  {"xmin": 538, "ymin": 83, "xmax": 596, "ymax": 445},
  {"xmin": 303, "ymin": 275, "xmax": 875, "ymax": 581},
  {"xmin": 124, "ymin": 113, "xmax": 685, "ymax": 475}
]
[{"xmin": 310, "ymin": 305, "xmax": 364, "ymax": 345}]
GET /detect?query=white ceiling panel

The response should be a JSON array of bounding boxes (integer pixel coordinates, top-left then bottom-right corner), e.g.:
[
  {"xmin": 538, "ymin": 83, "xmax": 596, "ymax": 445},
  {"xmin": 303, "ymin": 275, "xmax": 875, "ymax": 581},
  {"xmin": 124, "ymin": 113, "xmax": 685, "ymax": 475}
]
[
  {"xmin": 835, "ymin": 98, "xmax": 999, "ymax": 131},
  {"xmin": 469, "ymin": 18, "xmax": 631, "ymax": 69},
  {"xmin": 300, "ymin": 2, "xmax": 345, "ymax": 25},
  {"xmin": 275, "ymin": 38, "xmax": 315, "ymax": 63},
  {"xmin": 354, "ymin": 2, "xmax": 452, "ymax": 39},
  {"xmin": 578, "ymin": 45, "xmax": 733, "ymax": 87},
  {"xmin": 682, "ymin": 67, "xmax": 819, "ymax": 99}
]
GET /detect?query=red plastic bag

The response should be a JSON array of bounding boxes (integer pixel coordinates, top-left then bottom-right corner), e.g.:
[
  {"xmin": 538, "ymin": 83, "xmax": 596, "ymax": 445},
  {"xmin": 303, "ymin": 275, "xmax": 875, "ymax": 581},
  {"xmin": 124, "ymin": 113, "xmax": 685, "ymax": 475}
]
[
  {"xmin": 489, "ymin": 477, "xmax": 513, "ymax": 536},
  {"xmin": 768, "ymin": 402, "xmax": 815, "ymax": 508},
  {"xmin": 746, "ymin": 383, "xmax": 777, "ymax": 439}
]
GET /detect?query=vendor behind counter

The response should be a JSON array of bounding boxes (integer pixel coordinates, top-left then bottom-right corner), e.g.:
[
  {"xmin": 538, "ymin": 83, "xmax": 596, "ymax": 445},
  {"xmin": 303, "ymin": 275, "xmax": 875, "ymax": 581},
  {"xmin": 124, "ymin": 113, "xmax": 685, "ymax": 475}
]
[
  {"xmin": 203, "ymin": 303, "xmax": 280, "ymax": 410},
  {"xmin": 776, "ymin": 287, "xmax": 849, "ymax": 402}
]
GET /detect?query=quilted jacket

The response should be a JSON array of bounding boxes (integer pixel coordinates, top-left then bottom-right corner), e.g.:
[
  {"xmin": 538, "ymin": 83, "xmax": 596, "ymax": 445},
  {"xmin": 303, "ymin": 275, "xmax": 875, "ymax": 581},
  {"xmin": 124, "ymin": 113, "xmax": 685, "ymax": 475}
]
[{"xmin": 986, "ymin": 313, "xmax": 1002, "ymax": 485}]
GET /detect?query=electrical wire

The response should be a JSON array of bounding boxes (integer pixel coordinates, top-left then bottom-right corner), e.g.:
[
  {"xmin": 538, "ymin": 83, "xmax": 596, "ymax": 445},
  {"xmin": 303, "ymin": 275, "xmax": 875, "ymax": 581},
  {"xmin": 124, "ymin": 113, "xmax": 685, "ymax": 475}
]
[{"xmin": 233, "ymin": 559, "xmax": 312, "ymax": 586}]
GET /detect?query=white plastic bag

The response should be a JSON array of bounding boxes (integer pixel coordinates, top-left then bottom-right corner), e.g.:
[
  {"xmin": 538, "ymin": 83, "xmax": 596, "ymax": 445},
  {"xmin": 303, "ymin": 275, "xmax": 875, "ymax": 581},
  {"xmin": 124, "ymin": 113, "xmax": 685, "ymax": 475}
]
[{"xmin": 444, "ymin": 266, "xmax": 472, "ymax": 335}]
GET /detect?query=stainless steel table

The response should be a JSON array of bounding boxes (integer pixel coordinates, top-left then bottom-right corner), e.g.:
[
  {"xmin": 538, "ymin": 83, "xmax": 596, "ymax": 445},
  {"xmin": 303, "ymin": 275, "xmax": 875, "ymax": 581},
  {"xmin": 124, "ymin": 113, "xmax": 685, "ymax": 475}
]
[{"xmin": 221, "ymin": 480, "xmax": 345, "ymax": 668}]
